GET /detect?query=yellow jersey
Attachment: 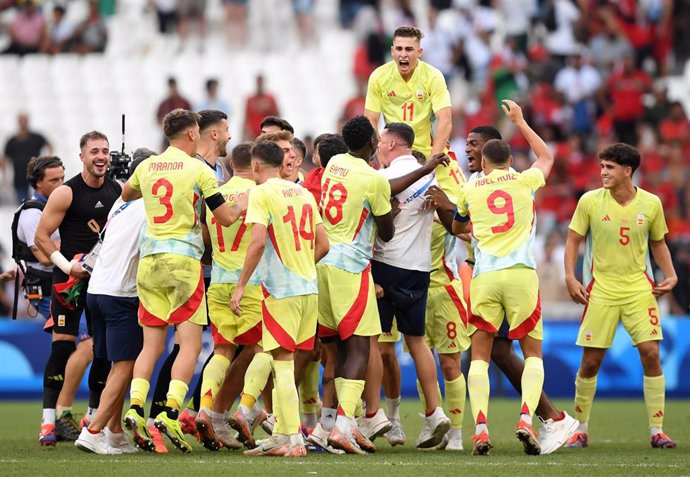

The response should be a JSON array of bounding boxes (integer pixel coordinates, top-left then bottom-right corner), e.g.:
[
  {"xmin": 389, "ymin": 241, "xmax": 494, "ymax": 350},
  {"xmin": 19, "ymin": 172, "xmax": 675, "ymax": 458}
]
[
  {"xmin": 319, "ymin": 153, "xmax": 392, "ymax": 273},
  {"xmin": 206, "ymin": 176, "xmax": 258, "ymax": 285},
  {"xmin": 365, "ymin": 60, "xmax": 462, "ymax": 196},
  {"xmin": 456, "ymin": 168, "xmax": 545, "ymax": 277},
  {"xmin": 245, "ymin": 177, "xmax": 322, "ymax": 299},
  {"xmin": 569, "ymin": 187, "xmax": 667, "ymax": 304},
  {"xmin": 429, "ymin": 221, "xmax": 460, "ymax": 287},
  {"xmin": 129, "ymin": 146, "xmax": 220, "ymax": 259}
]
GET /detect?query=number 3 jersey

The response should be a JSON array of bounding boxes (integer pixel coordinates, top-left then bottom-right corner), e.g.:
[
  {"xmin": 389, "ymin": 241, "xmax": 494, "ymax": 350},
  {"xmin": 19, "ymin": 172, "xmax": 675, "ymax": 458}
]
[
  {"xmin": 129, "ymin": 147, "xmax": 220, "ymax": 259},
  {"xmin": 245, "ymin": 177, "xmax": 322, "ymax": 299},
  {"xmin": 457, "ymin": 168, "xmax": 545, "ymax": 277},
  {"xmin": 319, "ymin": 153, "xmax": 392, "ymax": 274},
  {"xmin": 569, "ymin": 187, "xmax": 667, "ymax": 304}
]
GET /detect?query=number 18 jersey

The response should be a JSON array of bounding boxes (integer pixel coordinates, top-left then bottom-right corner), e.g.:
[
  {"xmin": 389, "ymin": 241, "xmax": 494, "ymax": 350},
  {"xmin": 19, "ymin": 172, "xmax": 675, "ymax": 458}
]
[
  {"xmin": 457, "ymin": 168, "xmax": 545, "ymax": 277},
  {"xmin": 319, "ymin": 153, "xmax": 392, "ymax": 274},
  {"xmin": 129, "ymin": 147, "xmax": 220, "ymax": 259}
]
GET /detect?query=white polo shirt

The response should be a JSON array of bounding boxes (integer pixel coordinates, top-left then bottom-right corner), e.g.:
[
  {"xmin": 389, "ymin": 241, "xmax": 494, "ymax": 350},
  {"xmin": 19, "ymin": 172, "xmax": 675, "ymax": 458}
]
[
  {"xmin": 87, "ymin": 198, "xmax": 146, "ymax": 298},
  {"xmin": 373, "ymin": 155, "xmax": 436, "ymax": 272}
]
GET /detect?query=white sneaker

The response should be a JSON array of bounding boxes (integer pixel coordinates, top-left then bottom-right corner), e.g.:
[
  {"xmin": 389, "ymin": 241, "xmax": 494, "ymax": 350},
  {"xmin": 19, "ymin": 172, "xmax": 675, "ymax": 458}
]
[
  {"xmin": 307, "ymin": 423, "xmax": 344, "ymax": 454},
  {"xmin": 384, "ymin": 418, "xmax": 406, "ymax": 447},
  {"xmin": 416, "ymin": 407, "xmax": 451, "ymax": 449},
  {"xmin": 75, "ymin": 427, "xmax": 123, "ymax": 455},
  {"xmin": 213, "ymin": 417, "xmax": 243, "ymax": 450},
  {"xmin": 445, "ymin": 428, "xmax": 463, "ymax": 451},
  {"xmin": 538, "ymin": 411, "xmax": 579, "ymax": 455},
  {"xmin": 357, "ymin": 408, "xmax": 392, "ymax": 441},
  {"xmin": 104, "ymin": 428, "xmax": 137, "ymax": 453}
]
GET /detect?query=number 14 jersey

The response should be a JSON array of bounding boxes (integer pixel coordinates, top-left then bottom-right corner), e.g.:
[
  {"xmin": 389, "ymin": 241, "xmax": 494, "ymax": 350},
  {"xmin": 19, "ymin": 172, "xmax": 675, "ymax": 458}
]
[
  {"xmin": 457, "ymin": 168, "xmax": 545, "ymax": 277},
  {"xmin": 320, "ymin": 153, "xmax": 392, "ymax": 273}
]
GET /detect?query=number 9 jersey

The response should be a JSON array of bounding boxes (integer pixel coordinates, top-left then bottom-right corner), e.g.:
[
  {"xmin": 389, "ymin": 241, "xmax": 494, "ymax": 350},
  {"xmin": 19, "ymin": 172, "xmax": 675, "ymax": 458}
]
[
  {"xmin": 129, "ymin": 147, "xmax": 221, "ymax": 260},
  {"xmin": 457, "ymin": 168, "xmax": 545, "ymax": 277},
  {"xmin": 319, "ymin": 153, "xmax": 392, "ymax": 273}
]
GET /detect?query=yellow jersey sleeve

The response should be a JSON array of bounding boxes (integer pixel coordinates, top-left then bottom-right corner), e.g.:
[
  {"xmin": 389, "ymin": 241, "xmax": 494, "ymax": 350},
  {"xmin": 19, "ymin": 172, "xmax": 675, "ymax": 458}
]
[
  {"xmin": 519, "ymin": 167, "xmax": 546, "ymax": 192},
  {"xmin": 245, "ymin": 186, "xmax": 270, "ymax": 227},
  {"xmin": 456, "ymin": 184, "xmax": 469, "ymax": 217},
  {"xmin": 365, "ymin": 68, "xmax": 383, "ymax": 113},
  {"xmin": 569, "ymin": 192, "xmax": 593, "ymax": 237},
  {"xmin": 197, "ymin": 162, "xmax": 221, "ymax": 198},
  {"xmin": 368, "ymin": 174, "xmax": 393, "ymax": 217},
  {"xmin": 128, "ymin": 163, "xmax": 142, "ymax": 191},
  {"xmin": 429, "ymin": 69, "xmax": 452, "ymax": 112},
  {"xmin": 649, "ymin": 197, "xmax": 668, "ymax": 241}
]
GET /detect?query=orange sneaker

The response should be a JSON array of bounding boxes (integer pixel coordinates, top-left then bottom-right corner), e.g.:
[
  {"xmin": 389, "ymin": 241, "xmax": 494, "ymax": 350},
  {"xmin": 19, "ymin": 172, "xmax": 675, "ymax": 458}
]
[
  {"xmin": 352, "ymin": 426, "xmax": 376, "ymax": 453},
  {"xmin": 516, "ymin": 420, "xmax": 541, "ymax": 455},
  {"xmin": 148, "ymin": 425, "xmax": 168, "ymax": 454},
  {"xmin": 565, "ymin": 432, "xmax": 589, "ymax": 448},
  {"xmin": 327, "ymin": 427, "xmax": 366, "ymax": 455},
  {"xmin": 178, "ymin": 409, "xmax": 200, "ymax": 442},
  {"xmin": 39, "ymin": 423, "xmax": 57, "ymax": 447},
  {"xmin": 651, "ymin": 432, "xmax": 676, "ymax": 449},
  {"xmin": 230, "ymin": 409, "xmax": 256, "ymax": 448},
  {"xmin": 471, "ymin": 431, "xmax": 492, "ymax": 456}
]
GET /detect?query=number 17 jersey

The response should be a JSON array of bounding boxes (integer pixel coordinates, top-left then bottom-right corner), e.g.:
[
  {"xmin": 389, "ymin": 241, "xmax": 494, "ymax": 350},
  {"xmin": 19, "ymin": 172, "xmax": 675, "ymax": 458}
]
[
  {"xmin": 320, "ymin": 153, "xmax": 392, "ymax": 273},
  {"xmin": 457, "ymin": 168, "xmax": 545, "ymax": 277}
]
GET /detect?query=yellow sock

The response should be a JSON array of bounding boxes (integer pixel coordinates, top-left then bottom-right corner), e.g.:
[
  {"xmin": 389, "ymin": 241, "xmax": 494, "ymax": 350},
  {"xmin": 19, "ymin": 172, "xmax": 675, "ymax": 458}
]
[
  {"xmin": 468, "ymin": 360, "xmax": 490, "ymax": 426},
  {"xmin": 520, "ymin": 357, "xmax": 544, "ymax": 417},
  {"xmin": 416, "ymin": 379, "xmax": 443, "ymax": 411},
  {"xmin": 337, "ymin": 378, "xmax": 365, "ymax": 418},
  {"xmin": 166, "ymin": 379, "xmax": 189, "ymax": 411},
  {"xmin": 273, "ymin": 361, "xmax": 300, "ymax": 435},
  {"xmin": 574, "ymin": 373, "xmax": 597, "ymax": 425},
  {"xmin": 644, "ymin": 374, "xmax": 665, "ymax": 429},
  {"xmin": 130, "ymin": 378, "xmax": 150, "ymax": 408},
  {"xmin": 242, "ymin": 352, "xmax": 272, "ymax": 406},
  {"xmin": 445, "ymin": 375, "xmax": 466, "ymax": 429},
  {"xmin": 200, "ymin": 354, "xmax": 230, "ymax": 410},
  {"xmin": 299, "ymin": 360, "xmax": 320, "ymax": 415}
]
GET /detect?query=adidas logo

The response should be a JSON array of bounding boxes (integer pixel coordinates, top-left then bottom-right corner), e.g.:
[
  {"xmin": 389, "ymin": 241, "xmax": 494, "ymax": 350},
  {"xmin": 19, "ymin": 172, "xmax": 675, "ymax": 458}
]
[
  {"xmin": 95, "ymin": 200, "xmax": 104, "ymax": 208},
  {"xmin": 388, "ymin": 90, "xmax": 396, "ymax": 97},
  {"xmin": 651, "ymin": 329, "xmax": 659, "ymax": 336},
  {"xmin": 653, "ymin": 410, "xmax": 664, "ymax": 418},
  {"xmin": 601, "ymin": 215, "xmax": 611, "ymax": 221},
  {"xmin": 302, "ymin": 398, "xmax": 318, "ymax": 404},
  {"xmin": 575, "ymin": 405, "xmax": 582, "ymax": 413},
  {"xmin": 449, "ymin": 408, "xmax": 462, "ymax": 415},
  {"xmin": 448, "ymin": 342, "xmax": 457, "ymax": 348}
]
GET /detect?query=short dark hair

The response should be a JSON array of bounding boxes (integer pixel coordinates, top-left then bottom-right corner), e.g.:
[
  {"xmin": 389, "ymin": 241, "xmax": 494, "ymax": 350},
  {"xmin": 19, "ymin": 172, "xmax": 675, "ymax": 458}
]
[
  {"xmin": 470, "ymin": 125, "xmax": 502, "ymax": 142},
  {"xmin": 260, "ymin": 116, "xmax": 294, "ymax": 134},
  {"xmin": 341, "ymin": 115, "xmax": 374, "ymax": 151},
  {"xmin": 384, "ymin": 122, "xmax": 415, "ymax": 148},
  {"xmin": 598, "ymin": 143, "xmax": 640, "ymax": 173},
  {"xmin": 231, "ymin": 142, "xmax": 254, "ymax": 170},
  {"xmin": 292, "ymin": 137, "xmax": 306, "ymax": 159},
  {"xmin": 53, "ymin": 5, "xmax": 65, "ymax": 15},
  {"xmin": 130, "ymin": 148, "xmax": 156, "ymax": 176},
  {"xmin": 167, "ymin": 77, "xmax": 177, "ymax": 87},
  {"xmin": 27, "ymin": 156, "xmax": 64, "ymax": 187},
  {"xmin": 163, "ymin": 109, "xmax": 200, "ymax": 140},
  {"xmin": 482, "ymin": 139, "xmax": 511, "ymax": 165},
  {"xmin": 251, "ymin": 141, "xmax": 284, "ymax": 168},
  {"xmin": 411, "ymin": 150, "xmax": 426, "ymax": 165},
  {"xmin": 79, "ymin": 130, "xmax": 108, "ymax": 149},
  {"xmin": 313, "ymin": 133, "xmax": 330, "ymax": 151},
  {"xmin": 317, "ymin": 134, "xmax": 348, "ymax": 168},
  {"xmin": 205, "ymin": 78, "xmax": 218, "ymax": 92},
  {"xmin": 393, "ymin": 25, "xmax": 423, "ymax": 41},
  {"xmin": 198, "ymin": 109, "xmax": 228, "ymax": 132}
]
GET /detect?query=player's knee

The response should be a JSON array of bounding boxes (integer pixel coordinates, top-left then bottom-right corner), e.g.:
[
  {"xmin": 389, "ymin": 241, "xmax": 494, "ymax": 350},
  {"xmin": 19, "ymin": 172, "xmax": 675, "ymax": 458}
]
[
  {"xmin": 579, "ymin": 357, "xmax": 602, "ymax": 377},
  {"xmin": 638, "ymin": 345, "xmax": 660, "ymax": 368},
  {"xmin": 439, "ymin": 354, "xmax": 461, "ymax": 380}
]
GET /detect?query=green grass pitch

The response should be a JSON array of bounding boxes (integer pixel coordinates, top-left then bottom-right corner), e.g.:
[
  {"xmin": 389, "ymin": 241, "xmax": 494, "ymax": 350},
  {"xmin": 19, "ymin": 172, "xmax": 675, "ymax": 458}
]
[{"xmin": 1, "ymin": 399, "xmax": 689, "ymax": 476}]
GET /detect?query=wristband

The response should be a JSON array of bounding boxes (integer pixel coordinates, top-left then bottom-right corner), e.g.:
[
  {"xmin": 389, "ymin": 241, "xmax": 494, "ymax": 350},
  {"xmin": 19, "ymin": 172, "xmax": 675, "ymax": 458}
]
[{"xmin": 50, "ymin": 251, "xmax": 73, "ymax": 275}]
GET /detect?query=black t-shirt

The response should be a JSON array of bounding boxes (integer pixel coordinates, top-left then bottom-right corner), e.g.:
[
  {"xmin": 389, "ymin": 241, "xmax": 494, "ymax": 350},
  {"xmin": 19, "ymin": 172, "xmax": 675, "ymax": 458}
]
[
  {"xmin": 57, "ymin": 173, "xmax": 121, "ymax": 263},
  {"xmin": 4, "ymin": 133, "xmax": 48, "ymax": 188}
]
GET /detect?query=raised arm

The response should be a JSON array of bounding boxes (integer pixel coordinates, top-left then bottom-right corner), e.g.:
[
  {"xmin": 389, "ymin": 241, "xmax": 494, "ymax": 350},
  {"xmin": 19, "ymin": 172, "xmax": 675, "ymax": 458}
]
[
  {"xmin": 430, "ymin": 107, "xmax": 452, "ymax": 156},
  {"xmin": 501, "ymin": 99, "xmax": 554, "ymax": 179}
]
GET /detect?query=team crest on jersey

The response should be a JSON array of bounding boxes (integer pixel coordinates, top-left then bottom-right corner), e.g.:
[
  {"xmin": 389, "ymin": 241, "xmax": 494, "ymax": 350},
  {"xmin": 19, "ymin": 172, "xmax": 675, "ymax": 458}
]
[
  {"xmin": 416, "ymin": 89, "xmax": 425, "ymax": 100},
  {"xmin": 585, "ymin": 330, "xmax": 592, "ymax": 342},
  {"xmin": 387, "ymin": 90, "xmax": 396, "ymax": 97},
  {"xmin": 637, "ymin": 214, "xmax": 645, "ymax": 225}
]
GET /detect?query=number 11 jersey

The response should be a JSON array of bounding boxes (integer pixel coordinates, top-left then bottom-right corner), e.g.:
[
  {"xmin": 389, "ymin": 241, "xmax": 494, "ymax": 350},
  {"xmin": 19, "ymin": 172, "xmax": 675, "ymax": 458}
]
[
  {"xmin": 320, "ymin": 153, "xmax": 392, "ymax": 274},
  {"xmin": 457, "ymin": 168, "xmax": 545, "ymax": 277},
  {"xmin": 129, "ymin": 146, "xmax": 220, "ymax": 260}
]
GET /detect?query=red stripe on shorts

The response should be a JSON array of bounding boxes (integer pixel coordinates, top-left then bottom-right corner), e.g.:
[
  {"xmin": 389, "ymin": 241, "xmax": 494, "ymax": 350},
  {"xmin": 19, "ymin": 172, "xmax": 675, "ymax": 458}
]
[
  {"xmin": 337, "ymin": 264, "xmax": 371, "ymax": 340},
  {"xmin": 445, "ymin": 283, "xmax": 468, "ymax": 327},
  {"xmin": 469, "ymin": 314, "xmax": 498, "ymax": 334},
  {"xmin": 138, "ymin": 268, "xmax": 205, "ymax": 327},
  {"xmin": 318, "ymin": 323, "xmax": 339, "ymax": 338},
  {"xmin": 235, "ymin": 321, "xmax": 262, "ymax": 346},
  {"xmin": 138, "ymin": 303, "xmax": 166, "ymax": 327},
  {"xmin": 508, "ymin": 294, "xmax": 542, "ymax": 340},
  {"xmin": 296, "ymin": 334, "xmax": 315, "ymax": 351},
  {"xmin": 211, "ymin": 322, "xmax": 232, "ymax": 346},
  {"xmin": 262, "ymin": 298, "xmax": 296, "ymax": 352}
]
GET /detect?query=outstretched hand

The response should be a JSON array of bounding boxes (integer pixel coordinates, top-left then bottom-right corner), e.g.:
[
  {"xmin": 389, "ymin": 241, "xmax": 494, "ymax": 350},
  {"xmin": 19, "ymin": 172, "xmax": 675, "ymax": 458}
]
[
  {"xmin": 501, "ymin": 99, "xmax": 525, "ymax": 125},
  {"xmin": 423, "ymin": 153, "xmax": 450, "ymax": 172}
]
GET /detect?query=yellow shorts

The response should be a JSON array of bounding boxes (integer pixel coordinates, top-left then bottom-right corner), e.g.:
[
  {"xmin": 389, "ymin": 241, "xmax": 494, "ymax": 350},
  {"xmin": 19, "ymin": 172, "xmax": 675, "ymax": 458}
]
[
  {"xmin": 425, "ymin": 281, "xmax": 470, "ymax": 354},
  {"xmin": 378, "ymin": 319, "xmax": 401, "ymax": 343},
  {"xmin": 469, "ymin": 268, "xmax": 542, "ymax": 340},
  {"xmin": 137, "ymin": 254, "xmax": 207, "ymax": 327},
  {"xmin": 262, "ymin": 292, "xmax": 317, "ymax": 353},
  {"xmin": 577, "ymin": 294, "xmax": 662, "ymax": 348},
  {"xmin": 207, "ymin": 283, "xmax": 262, "ymax": 346},
  {"xmin": 317, "ymin": 263, "xmax": 381, "ymax": 340}
]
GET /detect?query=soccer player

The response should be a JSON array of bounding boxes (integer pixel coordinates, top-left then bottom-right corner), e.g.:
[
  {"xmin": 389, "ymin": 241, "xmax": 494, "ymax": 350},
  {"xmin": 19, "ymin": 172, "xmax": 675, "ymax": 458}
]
[
  {"xmin": 364, "ymin": 25, "xmax": 463, "ymax": 196},
  {"xmin": 451, "ymin": 100, "xmax": 553, "ymax": 456},
  {"xmin": 76, "ymin": 153, "xmax": 148, "ymax": 454},
  {"xmin": 230, "ymin": 140, "xmax": 330, "ymax": 457},
  {"xmin": 121, "ymin": 109, "xmax": 246, "ymax": 453},
  {"xmin": 564, "ymin": 143, "xmax": 677, "ymax": 449},
  {"xmin": 34, "ymin": 131, "xmax": 121, "ymax": 446}
]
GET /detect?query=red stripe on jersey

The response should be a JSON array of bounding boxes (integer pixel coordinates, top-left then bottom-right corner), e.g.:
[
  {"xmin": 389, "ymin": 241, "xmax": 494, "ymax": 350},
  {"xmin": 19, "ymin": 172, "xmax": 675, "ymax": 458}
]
[
  {"xmin": 644, "ymin": 273, "xmax": 656, "ymax": 287},
  {"xmin": 442, "ymin": 258, "xmax": 455, "ymax": 282},
  {"xmin": 530, "ymin": 201, "xmax": 536, "ymax": 232},
  {"xmin": 261, "ymin": 285, "xmax": 270, "ymax": 298},
  {"xmin": 469, "ymin": 313, "xmax": 498, "ymax": 334},
  {"xmin": 508, "ymin": 294, "xmax": 542, "ymax": 340},
  {"xmin": 267, "ymin": 224, "xmax": 282, "ymax": 262},
  {"xmin": 234, "ymin": 321, "xmax": 263, "ymax": 346},
  {"xmin": 445, "ymin": 283, "xmax": 468, "ymax": 327},
  {"xmin": 337, "ymin": 264, "xmax": 371, "ymax": 340},
  {"xmin": 262, "ymin": 298, "xmax": 296, "ymax": 351},
  {"xmin": 352, "ymin": 208, "xmax": 369, "ymax": 241}
]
